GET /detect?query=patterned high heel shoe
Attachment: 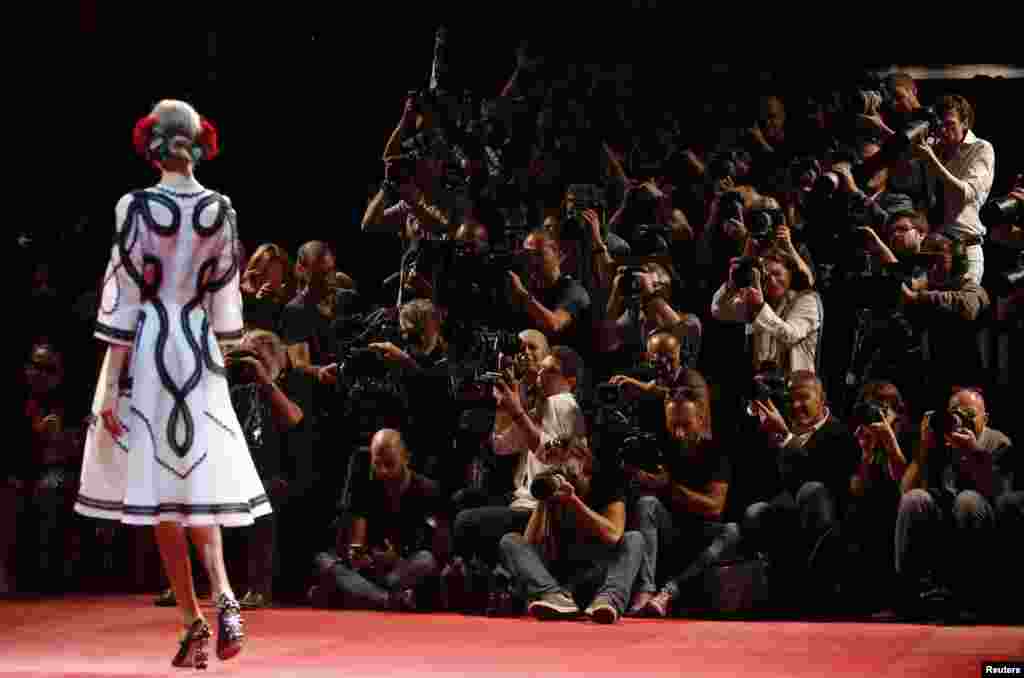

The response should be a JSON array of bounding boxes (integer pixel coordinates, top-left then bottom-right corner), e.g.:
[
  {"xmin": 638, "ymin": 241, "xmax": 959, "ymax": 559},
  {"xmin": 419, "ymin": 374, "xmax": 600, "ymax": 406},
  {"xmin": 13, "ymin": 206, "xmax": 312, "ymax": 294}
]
[
  {"xmin": 215, "ymin": 593, "xmax": 245, "ymax": 661},
  {"xmin": 171, "ymin": 619, "xmax": 211, "ymax": 670}
]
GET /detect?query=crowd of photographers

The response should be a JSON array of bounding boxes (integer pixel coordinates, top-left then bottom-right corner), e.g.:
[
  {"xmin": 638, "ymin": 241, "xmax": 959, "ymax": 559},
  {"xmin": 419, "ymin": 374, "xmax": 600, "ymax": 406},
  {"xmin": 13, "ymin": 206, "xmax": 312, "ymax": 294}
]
[{"xmin": 8, "ymin": 47, "xmax": 1023, "ymax": 624}]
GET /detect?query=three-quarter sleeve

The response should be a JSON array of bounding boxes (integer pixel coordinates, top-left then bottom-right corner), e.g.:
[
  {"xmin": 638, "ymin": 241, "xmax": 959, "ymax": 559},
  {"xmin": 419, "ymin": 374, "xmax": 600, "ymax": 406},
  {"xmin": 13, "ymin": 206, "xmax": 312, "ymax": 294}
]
[{"xmin": 95, "ymin": 194, "xmax": 144, "ymax": 346}]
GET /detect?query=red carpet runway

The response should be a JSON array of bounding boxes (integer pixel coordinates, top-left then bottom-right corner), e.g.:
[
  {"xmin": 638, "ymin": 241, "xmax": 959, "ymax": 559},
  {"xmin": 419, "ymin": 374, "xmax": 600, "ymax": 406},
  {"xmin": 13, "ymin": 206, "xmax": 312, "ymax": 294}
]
[{"xmin": 1, "ymin": 595, "xmax": 1020, "ymax": 677}]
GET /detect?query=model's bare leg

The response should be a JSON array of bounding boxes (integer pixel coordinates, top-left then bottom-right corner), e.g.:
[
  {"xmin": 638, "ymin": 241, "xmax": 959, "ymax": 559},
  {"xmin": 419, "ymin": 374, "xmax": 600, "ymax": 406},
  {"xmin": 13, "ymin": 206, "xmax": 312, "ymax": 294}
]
[
  {"xmin": 154, "ymin": 522, "xmax": 203, "ymax": 626},
  {"xmin": 188, "ymin": 525, "xmax": 234, "ymax": 602},
  {"xmin": 189, "ymin": 524, "xmax": 244, "ymax": 661}
]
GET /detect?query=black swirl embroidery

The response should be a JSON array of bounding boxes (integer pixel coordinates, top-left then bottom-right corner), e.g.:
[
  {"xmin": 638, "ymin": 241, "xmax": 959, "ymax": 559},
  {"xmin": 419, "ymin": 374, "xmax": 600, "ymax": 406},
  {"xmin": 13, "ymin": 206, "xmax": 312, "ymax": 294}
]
[
  {"xmin": 201, "ymin": 315, "xmax": 228, "ymax": 378},
  {"xmin": 192, "ymin": 193, "xmax": 229, "ymax": 238},
  {"xmin": 131, "ymin": 406, "xmax": 207, "ymax": 479}
]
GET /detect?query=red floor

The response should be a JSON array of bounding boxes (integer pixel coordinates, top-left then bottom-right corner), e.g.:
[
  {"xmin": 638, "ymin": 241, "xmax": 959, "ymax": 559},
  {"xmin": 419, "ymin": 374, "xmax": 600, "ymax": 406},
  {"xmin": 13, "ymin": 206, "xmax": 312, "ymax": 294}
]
[{"xmin": 1, "ymin": 595, "xmax": 1020, "ymax": 677}]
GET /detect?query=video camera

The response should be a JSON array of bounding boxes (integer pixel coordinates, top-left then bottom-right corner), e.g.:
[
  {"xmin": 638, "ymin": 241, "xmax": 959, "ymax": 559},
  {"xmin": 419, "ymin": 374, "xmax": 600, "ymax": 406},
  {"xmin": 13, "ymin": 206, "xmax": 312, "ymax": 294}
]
[{"xmin": 982, "ymin": 193, "xmax": 1023, "ymax": 227}]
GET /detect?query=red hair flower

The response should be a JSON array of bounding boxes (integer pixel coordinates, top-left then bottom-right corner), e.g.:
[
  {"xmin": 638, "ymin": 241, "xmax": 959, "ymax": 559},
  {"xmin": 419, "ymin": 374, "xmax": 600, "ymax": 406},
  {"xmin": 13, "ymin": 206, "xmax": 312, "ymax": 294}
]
[
  {"xmin": 132, "ymin": 115, "xmax": 159, "ymax": 159},
  {"xmin": 198, "ymin": 117, "xmax": 220, "ymax": 161}
]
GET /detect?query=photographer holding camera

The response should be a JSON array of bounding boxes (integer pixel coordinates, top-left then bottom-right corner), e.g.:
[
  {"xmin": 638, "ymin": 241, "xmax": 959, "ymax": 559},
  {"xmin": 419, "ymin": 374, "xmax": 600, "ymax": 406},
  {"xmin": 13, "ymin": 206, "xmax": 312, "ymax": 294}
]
[
  {"xmin": 863, "ymin": 93, "xmax": 994, "ymax": 285},
  {"xmin": 895, "ymin": 387, "xmax": 1016, "ymax": 619},
  {"xmin": 603, "ymin": 262, "xmax": 701, "ymax": 371},
  {"xmin": 366, "ymin": 298, "xmax": 457, "ymax": 489},
  {"xmin": 362, "ymin": 99, "xmax": 454, "ymax": 303},
  {"xmin": 498, "ymin": 434, "xmax": 643, "ymax": 624},
  {"xmin": 898, "ymin": 233, "xmax": 990, "ymax": 395},
  {"xmin": 224, "ymin": 329, "xmax": 312, "ymax": 606},
  {"xmin": 624, "ymin": 382, "xmax": 741, "ymax": 618},
  {"xmin": 739, "ymin": 371, "xmax": 861, "ymax": 610},
  {"xmin": 711, "ymin": 247, "xmax": 823, "ymax": 376},
  {"xmin": 310, "ymin": 429, "xmax": 447, "ymax": 612},
  {"xmin": 508, "ymin": 229, "xmax": 592, "ymax": 360}
]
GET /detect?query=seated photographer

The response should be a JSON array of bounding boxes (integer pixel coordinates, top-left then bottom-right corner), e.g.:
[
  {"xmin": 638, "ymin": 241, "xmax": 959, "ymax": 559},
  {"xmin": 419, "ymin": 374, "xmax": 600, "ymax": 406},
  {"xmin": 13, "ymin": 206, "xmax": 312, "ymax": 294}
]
[
  {"xmin": 842, "ymin": 380, "xmax": 914, "ymax": 610},
  {"xmin": 310, "ymin": 429, "xmax": 447, "ymax": 612},
  {"xmin": 499, "ymin": 436, "xmax": 643, "ymax": 624},
  {"xmin": 895, "ymin": 387, "xmax": 1016, "ymax": 619},
  {"xmin": 740, "ymin": 371, "xmax": 861, "ymax": 606},
  {"xmin": 711, "ymin": 248, "xmax": 823, "ymax": 375},
  {"xmin": 508, "ymin": 229, "xmax": 592, "ymax": 360},
  {"xmin": 625, "ymin": 385, "xmax": 741, "ymax": 618},
  {"xmin": 240, "ymin": 243, "xmax": 292, "ymax": 333},
  {"xmin": 448, "ymin": 346, "xmax": 585, "ymax": 572},
  {"xmin": 603, "ymin": 262, "xmax": 701, "ymax": 370},
  {"xmin": 899, "ymin": 233, "xmax": 990, "ymax": 393},
  {"xmin": 224, "ymin": 329, "xmax": 311, "ymax": 607}
]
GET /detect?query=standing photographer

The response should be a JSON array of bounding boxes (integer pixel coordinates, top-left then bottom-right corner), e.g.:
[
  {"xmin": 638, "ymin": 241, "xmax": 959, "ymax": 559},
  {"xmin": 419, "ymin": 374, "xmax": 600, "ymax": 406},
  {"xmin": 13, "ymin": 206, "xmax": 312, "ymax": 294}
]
[
  {"xmin": 603, "ymin": 262, "xmax": 701, "ymax": 372},
  {"xmin": 224, "ymin": 330, "xmax": 311, "ymax": 607},
  {"xmin": 508, "ymin": 229, "xmax": 592, "ymax": 361},
  {"xmin": 711, "ymin": 249, "xmax": 823, "ymax": 376},
  {"xmin": 895, "ymin": 387, "xmax": 1015, "ymax": 619},
  {"xmin": 910, "ymin": 95, "xmax": 995, "ymax": 285}
]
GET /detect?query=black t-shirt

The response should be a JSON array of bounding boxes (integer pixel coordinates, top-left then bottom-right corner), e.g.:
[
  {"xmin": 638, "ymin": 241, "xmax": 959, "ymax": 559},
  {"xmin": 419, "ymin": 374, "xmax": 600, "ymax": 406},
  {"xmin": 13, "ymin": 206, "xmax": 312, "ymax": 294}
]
[
  {"xmin": 665, "ymin": 436, "xmax": 731, "ymax": 497},
  {"xmin": 346, "ymin": 470, "xmax": 443, "ymax": 556},
  {"xmin": 516, "ymin": 274, "xmax": 592, "ymax": 358},
  {"xmin": 229, "ymin": 368, "xmax": 316, "ymax": 489},
  {"xmin": 279, "ymin": 295, "xmax": 335, "ymax": 366},
  {"xmin": 241, "ymin": 291, "xmax": 284, "ymax": 334}
]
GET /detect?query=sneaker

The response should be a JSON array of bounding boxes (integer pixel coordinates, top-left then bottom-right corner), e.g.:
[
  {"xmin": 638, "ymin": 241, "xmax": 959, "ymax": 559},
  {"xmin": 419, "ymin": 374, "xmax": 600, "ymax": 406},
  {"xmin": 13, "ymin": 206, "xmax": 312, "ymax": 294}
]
[
  {"xmin": 643, "ymin": 589, "xmax": 673, "ymax": 618},
  {"xmin": 527, "ymin": 591, "xmax": 580, "ymax": 620},
  {"xmin": 585, "ymin": 595, "xmax": 619, "ymax": 624},
  {"xmin": 239, "ymin": 591, "xmax": 269, "ymax": 609},
  {"xmin": 389, "ymin": 588, "xmax": 417, "ymax": 612},
  {"xmin": 626, "ymin": 591, "xmax": 654, "ymax": 617},
  {"xmin": 154, "ymin": 588, "xmax": 177, "ymax": 607}
]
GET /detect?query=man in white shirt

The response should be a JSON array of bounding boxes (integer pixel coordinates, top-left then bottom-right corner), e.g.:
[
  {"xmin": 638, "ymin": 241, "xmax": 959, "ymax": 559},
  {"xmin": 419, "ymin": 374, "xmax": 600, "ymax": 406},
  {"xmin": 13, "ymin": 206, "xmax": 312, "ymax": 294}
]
[
  {"xmin": 447, "ymin": 346, "xmax": 587, "ymax": 575},
  {"xmin": 913, "ymin": 95, "xmax": 995, "ymax": 284}
]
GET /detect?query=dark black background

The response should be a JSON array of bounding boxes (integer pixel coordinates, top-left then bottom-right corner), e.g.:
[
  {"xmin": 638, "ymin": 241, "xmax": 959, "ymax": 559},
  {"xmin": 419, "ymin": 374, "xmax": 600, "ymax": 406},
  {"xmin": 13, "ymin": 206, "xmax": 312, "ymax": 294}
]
[{"xmin": 52, "ymin": 4, "xmax": 1022, "ymax": 301}]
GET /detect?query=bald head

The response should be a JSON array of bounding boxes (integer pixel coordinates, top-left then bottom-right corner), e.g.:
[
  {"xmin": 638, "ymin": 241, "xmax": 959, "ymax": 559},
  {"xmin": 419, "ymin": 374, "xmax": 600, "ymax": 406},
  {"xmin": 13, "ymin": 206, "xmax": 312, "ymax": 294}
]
[
  {"xmin": 369, "ymin": 428, "xmax": 409, "ymax": 482},
  {"xmin": 949, "ymin": 389, "xmax": 988, "ymax": 435}
]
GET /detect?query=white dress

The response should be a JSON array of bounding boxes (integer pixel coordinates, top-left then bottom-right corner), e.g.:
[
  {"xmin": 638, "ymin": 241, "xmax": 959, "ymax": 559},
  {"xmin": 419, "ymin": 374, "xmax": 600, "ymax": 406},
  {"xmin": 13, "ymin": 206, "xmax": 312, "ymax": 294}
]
[{"xmin": 75, "ymin": 179, "xmax": 270, "ymax": 527}]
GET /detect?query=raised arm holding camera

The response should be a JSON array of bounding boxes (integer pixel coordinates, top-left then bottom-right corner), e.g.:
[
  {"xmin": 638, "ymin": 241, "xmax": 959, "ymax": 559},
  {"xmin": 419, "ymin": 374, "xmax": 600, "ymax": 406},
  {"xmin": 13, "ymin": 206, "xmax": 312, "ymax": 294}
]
[{"xmin": 711, "ymin": 248, "xmax": 822, "ymax": 376}]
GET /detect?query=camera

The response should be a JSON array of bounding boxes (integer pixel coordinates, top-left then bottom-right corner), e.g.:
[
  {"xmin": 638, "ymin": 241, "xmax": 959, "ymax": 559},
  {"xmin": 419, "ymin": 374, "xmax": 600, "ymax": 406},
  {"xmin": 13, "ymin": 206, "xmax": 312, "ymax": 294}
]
[
  {"xmin": 225, "ymin": 348, "xmax": 262, "ymax": 386},
  {"xmin": 566, "ymin": 184, "xmax": 606, "ymax": 221},
  {"xmin": 632, "ymin": 224, "xmax": 673, "ymax": 256},
  {"xmin": 530, "ymin": 470, "xmax": 569, "ymax": 502},
  {"xmin": 981, "ymin": 194, "xmax": 1023, "ymax": 227},
  {"xmin": 748, "ymin": 207, "xmax": 786, "ymax": 241},
  {"xmin": 886, "ymin": 106, "xmax": 943, "ymax": 154},
  {"xmin": 749, "ymin": 371, "xmax": 789, "ymax": 410},
  {"xmin": 852, "ymin": 399, "xmax": 887, "ymax": 426},
  {"xmin": 930, "ymin": 406, "xmax": 977, "ymax": 438},
  {"xmin": 732, "ymin": 256, "xmax": 764, "ymax": 290},
  {"xmin": 718, "ymin": 191, "xmax": 746, "ymax": 225},
  {"xmin": 618, "ymin": 430, "xmax": 665, "ymax": 474},
  {"xmin": 619, "ymin": 266, "xmax": 647, "ymax": 296}
]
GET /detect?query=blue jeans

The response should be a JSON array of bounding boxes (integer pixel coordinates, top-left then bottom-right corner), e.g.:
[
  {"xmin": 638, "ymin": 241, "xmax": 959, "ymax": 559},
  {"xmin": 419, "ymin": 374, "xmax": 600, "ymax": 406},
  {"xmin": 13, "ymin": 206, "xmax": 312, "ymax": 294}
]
[
  {"xmin": 631, "ymin": 495, "xmax": 741, "ymax": 597},
  {"xmin": 498, "ymin": 531, "xmax": 644, "ymax": 614},
  {"xmin": 327, "ymin": 550, "xmax": 439, "ymax": 610}
]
